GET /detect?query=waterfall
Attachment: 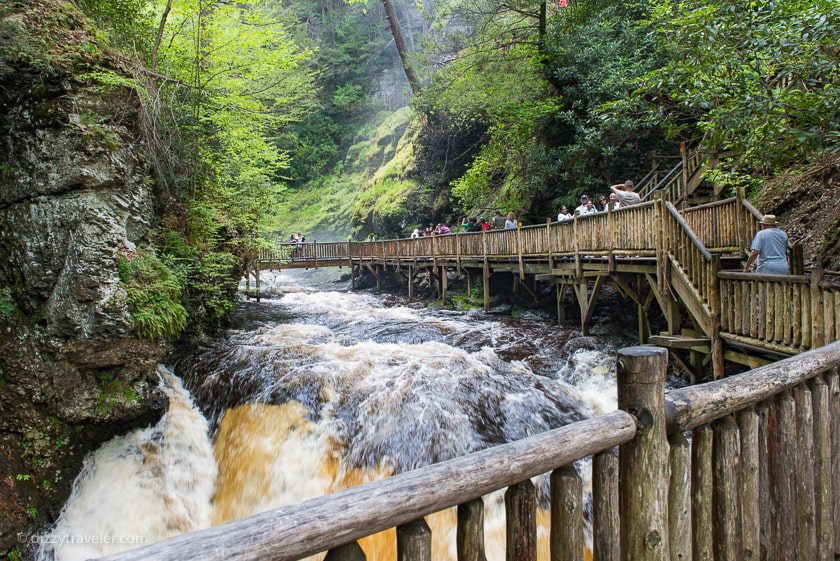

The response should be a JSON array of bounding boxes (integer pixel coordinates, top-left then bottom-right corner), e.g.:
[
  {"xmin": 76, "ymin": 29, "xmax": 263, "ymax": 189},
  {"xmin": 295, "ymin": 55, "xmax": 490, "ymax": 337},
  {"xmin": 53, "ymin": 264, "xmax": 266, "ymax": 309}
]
[{"xmin": 42, "ymin": 269, "xmax": 628, "ymax": 560}]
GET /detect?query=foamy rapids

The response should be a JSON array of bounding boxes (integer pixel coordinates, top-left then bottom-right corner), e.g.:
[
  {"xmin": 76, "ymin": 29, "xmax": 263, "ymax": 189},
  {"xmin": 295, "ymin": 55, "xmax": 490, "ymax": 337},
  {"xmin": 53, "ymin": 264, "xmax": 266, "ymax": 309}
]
[{"xmin": 40, "ymin": 269, "xmax": 627, "ymax": 561}]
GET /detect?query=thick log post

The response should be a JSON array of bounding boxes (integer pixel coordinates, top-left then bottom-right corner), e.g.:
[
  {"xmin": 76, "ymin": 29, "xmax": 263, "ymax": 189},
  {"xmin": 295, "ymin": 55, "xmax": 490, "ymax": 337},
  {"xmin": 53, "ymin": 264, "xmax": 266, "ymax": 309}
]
[
  {"xmin": 397, "ymin": 518, "xmax": 432, "ymax": 561},
  {"xmin": 505, "ymin": 480, "xmax": 537, "ymax": 561},
  {"xmin": 775, "ymin": 391, "xmax": 797, "ymax": 560},
  {"xmin": 551, "ymin": 465, "xmax": 583, "ymax": 561},
  {"xmin": 324, "ymin": 541, "xmax": 366, "ymax": 561},
  {"xmin": 668, "ymin": 432, "xmax": 692, "ymax": 561},
  {"xmin": 794, "ymin": 385, "xmax": 817, "ymax": 557},
  {"xmin": 457, "ymin": 499, "xmax": 486, "ymax": 561},
  {"xmin": 351, "ymin": 262, "xmax": 357, "ymax": 290},
  {"xmin": 593, "ymin": 449, "xmax": 619, "ymax": 561},
  {"xmin": 441, "ymin": 267, "xmax": 448, "ymax": 303},
  {"xmin": 712, "ymin": 415, "xmax": 741, "ymax": 561},
  {"xmin": 757, "ymin": 402, "xmax": 775, "ymax": 561},
  {"xmin": 255, "ymin": 263, "xmax": 261, "ymax": 302},
  {"xmin": 692, "ymin": 424, "xmax": 714, "ymax": 561},
  {"xmin": 829, "ymin": 370, "xmax": 840, "ymax": 555},
  {"xmin": 737, "ymin": 408, "xmax": 760, "ymax": 561},
  {"xmin": 617, "ymin": 346, "xmax": 669, "ymax": 561},
  {"xmin": 811, "ymin": 376, "xmax": 834, "ymax": 561},
  {"xmin": 466, "ymin": 270, "xmax": 473, "ymax": 297},
  {"xmin": 812, "ymin": 268, "xmax": 825, "ymax": 348}
]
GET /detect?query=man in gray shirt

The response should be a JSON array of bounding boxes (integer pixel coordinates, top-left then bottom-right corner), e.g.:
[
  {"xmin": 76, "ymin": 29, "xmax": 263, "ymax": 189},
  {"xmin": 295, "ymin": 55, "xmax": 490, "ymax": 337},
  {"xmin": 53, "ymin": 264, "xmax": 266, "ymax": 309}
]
[
  {"xmin": 609, "ymin": 180, "xmax": 641, "ymax": 206},
  {"xmin": 744, "ymin": 215, "xmax": 789, "ymax": 274}
]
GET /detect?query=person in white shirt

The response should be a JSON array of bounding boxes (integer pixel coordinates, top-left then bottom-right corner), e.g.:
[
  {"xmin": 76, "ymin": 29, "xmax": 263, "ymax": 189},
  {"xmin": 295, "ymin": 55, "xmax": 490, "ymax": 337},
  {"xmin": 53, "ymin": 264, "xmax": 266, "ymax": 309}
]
[
  {"xmin": 581, "ymin": 200, "xmax": 597, "ymax": 215},
  {"xmin": 504, "ymin": 212, "xmax": 518, "ymax": 229},
  {"xmin": 410, "ymin": 228, "xmax": 420, "ymax": 239},
  {"xmin": 574, "ymin": 195, "xmax": 591, "ymax": 216},
  {"xmin": 609, "ymin": 180, "xmax": 641, "ymax": 206},
  {"xmin": 605, "ymin": 192, "xmax": 621, "ymax": 211},
  {"xmin": 557, "ymin": 206, "xmax": 572, "ymax": 221}
]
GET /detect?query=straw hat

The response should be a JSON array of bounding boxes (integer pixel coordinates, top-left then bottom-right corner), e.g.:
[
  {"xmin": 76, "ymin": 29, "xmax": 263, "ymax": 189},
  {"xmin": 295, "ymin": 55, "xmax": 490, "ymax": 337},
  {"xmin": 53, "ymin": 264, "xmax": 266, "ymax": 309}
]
[{"xmin": 759, "ymin": 214, "xmax": 778, "ymax": 225}]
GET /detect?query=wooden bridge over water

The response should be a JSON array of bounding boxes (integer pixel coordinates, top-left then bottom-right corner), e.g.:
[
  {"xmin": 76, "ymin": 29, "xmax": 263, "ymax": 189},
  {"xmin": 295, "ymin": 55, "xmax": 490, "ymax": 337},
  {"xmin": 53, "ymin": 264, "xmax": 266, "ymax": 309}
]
[{"xmin": 254, "ymin": 193, "xmax": 839, "ymax": 380}]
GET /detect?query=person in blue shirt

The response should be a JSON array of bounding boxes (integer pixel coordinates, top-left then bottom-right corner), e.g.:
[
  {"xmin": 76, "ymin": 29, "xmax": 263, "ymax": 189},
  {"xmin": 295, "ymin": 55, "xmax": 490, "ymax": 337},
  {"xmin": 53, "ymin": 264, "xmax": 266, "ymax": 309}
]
[{"xmin": 744, "ymin": 215, "xmax": 789, "ymax": 274}]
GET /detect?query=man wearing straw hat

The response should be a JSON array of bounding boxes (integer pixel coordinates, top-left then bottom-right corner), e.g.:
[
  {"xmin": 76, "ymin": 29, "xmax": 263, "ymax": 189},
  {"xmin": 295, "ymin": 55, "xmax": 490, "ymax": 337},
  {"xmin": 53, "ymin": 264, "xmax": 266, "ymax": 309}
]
[{"xmin": 743, "ymin": 215, "xmax": 789, "ymax": 274}]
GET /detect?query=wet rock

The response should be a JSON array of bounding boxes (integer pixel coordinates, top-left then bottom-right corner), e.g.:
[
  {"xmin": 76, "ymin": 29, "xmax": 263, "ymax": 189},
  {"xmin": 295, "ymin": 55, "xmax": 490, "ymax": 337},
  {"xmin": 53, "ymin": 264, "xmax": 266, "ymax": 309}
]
[
  {"xmin": 0, "ymin": 14, "xmax": 167, "ymax": 555},
  {"xmin": 562, "ymin": 336, "xmax": 600, "ymax": 355}
]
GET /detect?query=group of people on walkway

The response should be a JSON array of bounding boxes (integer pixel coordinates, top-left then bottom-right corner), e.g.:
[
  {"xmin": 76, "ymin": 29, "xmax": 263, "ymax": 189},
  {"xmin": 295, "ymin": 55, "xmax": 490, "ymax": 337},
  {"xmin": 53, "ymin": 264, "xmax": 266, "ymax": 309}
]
[
  {"xmin": 409, "ymin": 211, "xmax": 523, "ymax": 238},
  {"xmin": 557, "ymin": 180, "xmax": 641, "ymax": 221}
]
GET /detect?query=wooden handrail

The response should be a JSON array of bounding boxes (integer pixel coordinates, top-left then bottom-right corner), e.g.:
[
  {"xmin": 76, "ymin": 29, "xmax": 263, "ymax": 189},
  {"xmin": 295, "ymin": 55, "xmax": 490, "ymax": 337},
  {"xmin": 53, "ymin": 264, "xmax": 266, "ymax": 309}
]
[
  {"xmin": 665, "ymin": 201, "xmax": 712, "ymax": 261},
  {"xmin": 717, "ymin": 271, "xmax": 809, "ymax": 284},
  {"xmin": 641, "ymin": 160, "xmax": 682, "ymax": 201},
  {"xmin": 665, "ymin": 341, "xmax": 840, "ymax": 432},
  {"xmin": 681, "ymin": 197, "xmax": 738, "ymax": 213},
  {"xmin": 741, "ymin": 198, "xmax": 764, "ymax": 221},
  {"xmin": 95, "ymin": 411, "xmax": 637, "ymax": 561}
]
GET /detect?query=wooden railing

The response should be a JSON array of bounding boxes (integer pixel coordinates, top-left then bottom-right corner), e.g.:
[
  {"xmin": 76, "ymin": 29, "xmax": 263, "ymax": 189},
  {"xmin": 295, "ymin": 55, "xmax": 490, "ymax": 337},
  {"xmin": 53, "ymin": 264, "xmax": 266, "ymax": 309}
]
[
  {"xmin": 665, "ymin": 201, "xmax": 715, "ymax": 309},
  {"xmin": 719, "ymin": 271, "xmax": 840, "ymax": 354},
  {"xmin": 640, "ymin": 146, "xmax": 705, "ymax": 204},
  {"xmin": 95, "ymin": 342, "xmax": 840, "ymax": 561},
  {"xmin": 681, "ymin": 198, "xmax": 743, "ymax": 252}
]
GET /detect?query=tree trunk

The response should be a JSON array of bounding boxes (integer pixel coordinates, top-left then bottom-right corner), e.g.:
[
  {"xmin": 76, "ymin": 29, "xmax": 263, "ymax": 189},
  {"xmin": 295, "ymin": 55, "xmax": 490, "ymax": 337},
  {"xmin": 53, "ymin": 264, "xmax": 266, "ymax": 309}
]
[{"xmin": 381, "ymin": 0, "xmax": 421, "ymax": 95}]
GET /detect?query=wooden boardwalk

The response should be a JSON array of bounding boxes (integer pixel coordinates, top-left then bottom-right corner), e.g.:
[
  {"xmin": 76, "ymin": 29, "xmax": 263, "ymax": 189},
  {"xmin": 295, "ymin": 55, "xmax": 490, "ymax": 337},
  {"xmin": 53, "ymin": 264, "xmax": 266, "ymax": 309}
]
[{"xmin": 257, "ymin": 194, "xmax": 840, "ymax": 378}]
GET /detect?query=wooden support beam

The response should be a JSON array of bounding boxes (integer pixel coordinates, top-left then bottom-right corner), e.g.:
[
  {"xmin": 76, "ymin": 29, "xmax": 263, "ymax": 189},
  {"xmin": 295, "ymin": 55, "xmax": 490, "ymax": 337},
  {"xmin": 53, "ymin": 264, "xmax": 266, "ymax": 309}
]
[
  {"xmin": 255, "ymin": 263, "xmax": 261, "ymax": 303},
  {"xmin": 636, "ymin": 274, "xmax": 651, "ymax": 344},
  {"xmin": 441, "ymin": 267, "xmax": 448, "ymax": 303},
  {"xmin": 574, "ymin": 282, "xmax": 588, "ymax": 331},
  {"xmin": 483, "ymin": 259, "xmax": 490, "ymax": 312},
  {"xmin": 407, "ymin": 266, "xmax": 414, "ymax": 302},
  {"xmin": 556, "ymin": 283, "xmax": 567, "ymax": 324},
  {"xmin": 644, "ymin": 273, "xmax": 667, "ymax": 319},
  {"xmin": 465, "ymin": 270, "xmax": 473, "ymax": 297},
  {"xmin": 351, "ymin": 262, "xmax": 357, "ymax": 290},
  {"xmin": 581, "ymin": 276, "xmax": 605, "ymax": 337}
]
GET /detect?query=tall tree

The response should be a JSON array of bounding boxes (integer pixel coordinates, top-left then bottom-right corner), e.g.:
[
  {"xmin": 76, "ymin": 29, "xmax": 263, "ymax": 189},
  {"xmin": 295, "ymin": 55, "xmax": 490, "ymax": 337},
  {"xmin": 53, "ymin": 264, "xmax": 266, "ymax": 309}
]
[{"xmin": 381, "ymin": 0, "xmax": 421, "ymax": 95}]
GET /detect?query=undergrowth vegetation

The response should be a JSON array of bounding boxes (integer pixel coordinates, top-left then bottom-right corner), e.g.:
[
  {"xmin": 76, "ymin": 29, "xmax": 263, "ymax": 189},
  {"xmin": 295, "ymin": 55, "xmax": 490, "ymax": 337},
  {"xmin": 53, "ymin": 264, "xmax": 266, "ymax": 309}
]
[{"xmin": 114, "ymin": 248, "xmax": 187, "ymax": 339}]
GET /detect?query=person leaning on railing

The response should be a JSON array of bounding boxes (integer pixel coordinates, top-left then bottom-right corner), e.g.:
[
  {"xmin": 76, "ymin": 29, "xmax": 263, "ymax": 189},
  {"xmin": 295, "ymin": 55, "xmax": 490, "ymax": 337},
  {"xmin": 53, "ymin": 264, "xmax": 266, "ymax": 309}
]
[{"xmin": 743, "ymin": 215, "xmax": 789, "ymax": 274}]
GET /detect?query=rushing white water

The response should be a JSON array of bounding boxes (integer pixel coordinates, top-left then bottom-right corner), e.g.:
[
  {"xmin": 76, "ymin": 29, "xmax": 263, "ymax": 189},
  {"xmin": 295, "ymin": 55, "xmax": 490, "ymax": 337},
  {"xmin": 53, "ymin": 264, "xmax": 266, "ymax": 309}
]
[
  {"xmin": 42, "ymin": 268, "xmax": 634, "ymax": 561},
  {"xmin": 39, "ymin": 369, "xmax": 216, "ymax": 561}
]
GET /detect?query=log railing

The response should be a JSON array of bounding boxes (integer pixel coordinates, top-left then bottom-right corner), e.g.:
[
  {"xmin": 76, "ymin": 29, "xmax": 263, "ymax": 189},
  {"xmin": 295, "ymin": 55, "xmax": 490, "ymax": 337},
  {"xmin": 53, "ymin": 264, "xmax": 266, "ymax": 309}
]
[
  {"xmin": 94, "ymin": 342, "xmax": 840, "ymax": 561},
  {"xmin": 718, "ymin": 271, "xmax": 840, "ymax": 354},
  {"xmin": 681, "ymin": 198, "xmax": 743, "ymax": 252},
  {"xmin": 665, "ymin": 201, "xmax": 715, "ymax": 309}
]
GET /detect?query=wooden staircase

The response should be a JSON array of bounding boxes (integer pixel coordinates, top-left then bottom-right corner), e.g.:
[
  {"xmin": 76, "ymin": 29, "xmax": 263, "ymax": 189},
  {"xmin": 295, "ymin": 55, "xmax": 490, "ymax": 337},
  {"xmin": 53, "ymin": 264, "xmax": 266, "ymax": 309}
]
[{"xmin": 639, "ymin": 145, "xmax": 712, "ymax": 207}]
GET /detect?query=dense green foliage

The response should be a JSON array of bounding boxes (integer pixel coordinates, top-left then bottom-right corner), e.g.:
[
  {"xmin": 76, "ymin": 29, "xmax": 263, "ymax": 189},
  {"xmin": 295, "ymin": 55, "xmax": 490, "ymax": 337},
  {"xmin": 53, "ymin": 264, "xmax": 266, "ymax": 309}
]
[
  {"xmin": 416, "ymin": 0, "xmax": 672, "ymax": 218},
  {"xmin": 616, "ymin": 0, "xmax": 840, "ymax": 190},
  {"xmin": 114, "ymin": 248, "xmax": 188, "ymax": 339},
  {"xmin": 63, "ymin": 0, "xmax": 318, "ymax": 331},
  {"xmin": 7, "ymin": 0, "xmax": 838, "ymax": 316},
  {"xmin": 417, "ymin": 0, "xmax": 838, "ymax": 218}
]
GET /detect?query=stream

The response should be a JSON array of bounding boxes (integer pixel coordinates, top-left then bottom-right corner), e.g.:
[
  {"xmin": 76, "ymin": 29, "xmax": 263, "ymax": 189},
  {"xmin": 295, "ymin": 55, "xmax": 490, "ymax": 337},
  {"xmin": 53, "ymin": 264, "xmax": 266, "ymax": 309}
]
[{"xmin": 39, "ymin": 269, "xmax": 644, "ymax": 561}]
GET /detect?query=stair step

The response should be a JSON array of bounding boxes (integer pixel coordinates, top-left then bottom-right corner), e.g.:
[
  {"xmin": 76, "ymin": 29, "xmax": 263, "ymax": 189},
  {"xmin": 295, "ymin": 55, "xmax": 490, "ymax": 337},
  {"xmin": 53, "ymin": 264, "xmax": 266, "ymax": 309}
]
[{"xmin": 649, "ymin": 334, "xmax": 711, "ymax": 351}]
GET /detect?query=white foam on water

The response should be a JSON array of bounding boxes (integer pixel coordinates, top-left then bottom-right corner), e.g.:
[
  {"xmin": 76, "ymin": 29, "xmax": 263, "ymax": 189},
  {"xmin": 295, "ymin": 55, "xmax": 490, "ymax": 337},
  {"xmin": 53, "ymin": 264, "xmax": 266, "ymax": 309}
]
[{"xmin": 38, "ymin": 370, "xmax": 216, "ymax": 561}]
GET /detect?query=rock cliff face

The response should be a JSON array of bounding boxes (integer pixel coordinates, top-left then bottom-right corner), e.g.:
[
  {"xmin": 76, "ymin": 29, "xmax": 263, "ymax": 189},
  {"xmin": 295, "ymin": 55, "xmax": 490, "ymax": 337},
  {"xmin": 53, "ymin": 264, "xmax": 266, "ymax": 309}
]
[{"xmin": 0, "ymin": 6, "xmax": 168, "ymax": 557}]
